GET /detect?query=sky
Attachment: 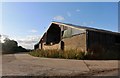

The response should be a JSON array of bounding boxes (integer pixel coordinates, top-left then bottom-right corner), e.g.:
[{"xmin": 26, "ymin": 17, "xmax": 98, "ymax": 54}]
[{"xmin": 1, "ymin": 2, "xmax": 118, "ymax": 49}]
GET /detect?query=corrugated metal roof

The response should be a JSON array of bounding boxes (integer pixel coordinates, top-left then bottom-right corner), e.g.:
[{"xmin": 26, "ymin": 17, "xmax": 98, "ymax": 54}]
[{"xmin": 52, "ymin": 21, "xmax": 120, "ymax": 35}]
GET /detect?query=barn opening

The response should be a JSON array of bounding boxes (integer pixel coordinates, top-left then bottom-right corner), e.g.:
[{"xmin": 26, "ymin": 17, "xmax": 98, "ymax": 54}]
[
  {"xmin": 115, "ymin": 35, "xmax": 120, "ymax": 44},
  {"xmin": 46, "ymin": 23, "xmax": 61, "ymax": 45}
]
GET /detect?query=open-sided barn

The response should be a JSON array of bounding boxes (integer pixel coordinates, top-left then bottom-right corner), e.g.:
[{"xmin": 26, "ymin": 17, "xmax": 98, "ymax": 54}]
[{"xmin": 34, "ymin": 21, "xmax": 120, "ymax": 55}]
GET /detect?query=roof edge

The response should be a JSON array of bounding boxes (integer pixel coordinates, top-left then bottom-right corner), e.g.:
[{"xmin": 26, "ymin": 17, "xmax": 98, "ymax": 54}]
[{"xmin": 51, "ymin": 21, "xmax": 120, "ymax": 35}]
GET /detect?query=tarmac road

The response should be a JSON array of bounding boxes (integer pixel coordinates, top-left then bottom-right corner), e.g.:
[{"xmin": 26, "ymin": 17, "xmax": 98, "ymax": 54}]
[{"xmin": 1, "ymin": 52, "xmax": 120, "ymax": 77}]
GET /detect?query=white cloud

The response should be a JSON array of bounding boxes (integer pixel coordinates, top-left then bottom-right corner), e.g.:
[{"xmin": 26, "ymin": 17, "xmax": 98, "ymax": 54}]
[
  {"xmin": 76, "ymin": 9, "xmax": 80, "ymax": 12},
  {"xmin": 67, "ymin": 12, "xmax": 71, "ymax": 17},
  {"xmin": 0, "ymin": 35, "xmax": 9, "ymax": 43},
  {"xmin": 16, "ymin": 35, "xmax": 41, "ymax": 49},
  {"xmin": 28, "ymin": 29, "xmax": 38, "ymax": 33},
  {"xmin": 53, "ymin": 15, "xmax": 65, "ymax": 21}
]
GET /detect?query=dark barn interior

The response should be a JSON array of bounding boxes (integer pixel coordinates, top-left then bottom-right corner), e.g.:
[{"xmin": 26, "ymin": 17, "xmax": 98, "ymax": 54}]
[{"xmin": 46, "ymin": 24, "xmax": 61, "ymax": 45}]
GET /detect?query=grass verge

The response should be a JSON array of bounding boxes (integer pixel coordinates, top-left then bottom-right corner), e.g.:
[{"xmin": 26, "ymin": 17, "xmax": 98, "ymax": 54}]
[{"xmin": 29, "ymin": 49, "xmax": 86, "ymax": 60}]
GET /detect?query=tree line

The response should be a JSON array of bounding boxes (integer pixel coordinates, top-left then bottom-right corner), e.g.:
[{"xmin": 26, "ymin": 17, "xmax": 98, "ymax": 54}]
[{"xmin": 0, "ymin": 38, "xmax": 29, "ymax": 54}]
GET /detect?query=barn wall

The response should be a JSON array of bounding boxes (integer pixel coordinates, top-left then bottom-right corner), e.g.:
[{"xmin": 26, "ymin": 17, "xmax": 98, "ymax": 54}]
[
  {"xmin": 42, "ymin": 43, "xmax": 60, "ymax": 50},
  {"xmin": 39, "ymin": 43, "xmax": 42, "ymax": 49},
  {"xmin": 39, "ymin": 24, "xmax": 87, "ymax": 51},
  {"xmin": 87, "ymin": 30, "xmax": 120, "ymax": 59},
  {"xmin": 62, "ymin": 33, "xmax": 87, "ymax": 51},
  {"xmin": 41, "ymin": 33, "xmax": 87, "ymax": 51},
  {"xmin": 87, "ymin": 30, "xmax": 116, "ymax": 49},
  {"xmin": 34, "ymin": 43, "xmax": 39, "ymax": 50}
]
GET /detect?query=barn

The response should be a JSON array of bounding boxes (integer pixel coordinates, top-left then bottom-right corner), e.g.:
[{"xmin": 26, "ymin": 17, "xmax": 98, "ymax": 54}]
[{"xmin": 34, "ymin": 21, "xmax": 120, "ymax": 57}]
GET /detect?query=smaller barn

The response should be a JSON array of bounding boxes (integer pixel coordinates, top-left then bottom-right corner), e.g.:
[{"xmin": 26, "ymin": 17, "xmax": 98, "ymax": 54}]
[{"xmin": 35, "ymin": 21, "xmax": 120, "ymax": 58}]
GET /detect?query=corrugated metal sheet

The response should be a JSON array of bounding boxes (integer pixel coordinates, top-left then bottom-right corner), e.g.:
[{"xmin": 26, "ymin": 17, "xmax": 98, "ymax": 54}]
[{"xmin": 52, "ymin": 21, "xmax": 120, "ymax": 35}]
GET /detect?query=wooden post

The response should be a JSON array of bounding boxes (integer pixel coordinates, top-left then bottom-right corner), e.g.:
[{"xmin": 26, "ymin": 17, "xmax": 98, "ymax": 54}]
[
  {"xmin": 59, "ymin": 25, "xmax": 64, "ymax": 50},
  {"xmin": 61, "ymin": 41, "xmax": 64, "ymax": 50},
  {"xmin": 41, "ymin": 39, "xmax": 43, "ymax": 49}
]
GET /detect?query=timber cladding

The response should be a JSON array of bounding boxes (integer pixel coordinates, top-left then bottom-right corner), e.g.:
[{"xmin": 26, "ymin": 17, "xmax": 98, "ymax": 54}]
[
  {"xmin": 85, "ymin": 30, "xmax": 120, "ymax": 59},
  {"xmin": 87, "ymin": 30, "xmax": 115, "ymax": 47}
]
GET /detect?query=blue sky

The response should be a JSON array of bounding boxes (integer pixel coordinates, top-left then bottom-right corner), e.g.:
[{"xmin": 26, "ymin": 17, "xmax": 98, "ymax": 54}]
[{"xmin": 2, "ymin": 2, "xmax": 118, "ymax": 49}]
